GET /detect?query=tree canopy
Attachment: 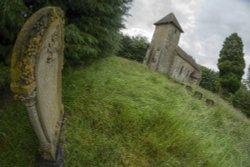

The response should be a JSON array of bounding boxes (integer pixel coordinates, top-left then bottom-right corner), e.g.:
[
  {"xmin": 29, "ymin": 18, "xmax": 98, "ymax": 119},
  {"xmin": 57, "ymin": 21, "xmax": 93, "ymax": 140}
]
[
  {"xmin": 199, "ymin": 66, "xmax": 219, "ymax": 93},
  {"xmin": 0, "ymin": 0, "xmax": 132, "ymax": 64},
  {"xmin": 0, "ymin": 0, "xmax": 132, "ymax": 87},
  {"xmin": 117, "ymin": 34, "xmax": 149, "ymax": 63},
  {"xmin": 233, "ymin": 86, "xmax": 250, "ymax": 118},
  {"xmin": 217, "ymin": 33, "xmax": 245, "ymax": 94}
]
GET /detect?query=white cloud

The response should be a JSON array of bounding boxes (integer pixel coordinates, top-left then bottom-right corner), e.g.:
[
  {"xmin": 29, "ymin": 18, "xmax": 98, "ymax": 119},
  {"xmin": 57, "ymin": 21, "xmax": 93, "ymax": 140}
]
[{"xmin": 170, "ymin": 0, "xmax": 201, "ymax": 32}]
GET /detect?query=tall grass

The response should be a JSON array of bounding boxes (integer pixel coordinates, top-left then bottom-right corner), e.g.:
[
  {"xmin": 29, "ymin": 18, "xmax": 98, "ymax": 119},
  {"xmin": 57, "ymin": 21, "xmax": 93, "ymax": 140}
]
[
  {"xmin": 0, "ymin": 56, "xmax": 249, "ymax": 166},
  {"xmin": 63, "ymin": 56, "xmax": 250, "ymax": 167},
  {"xmin": 0, "ymin": 89, "xmax": 37, "ymax": 166}
]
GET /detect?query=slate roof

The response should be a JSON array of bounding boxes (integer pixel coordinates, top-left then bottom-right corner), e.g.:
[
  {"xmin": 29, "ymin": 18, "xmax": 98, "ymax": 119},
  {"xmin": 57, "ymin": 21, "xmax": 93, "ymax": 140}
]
[
  {"xmin": 175, "ymin": 46, "xmax": 200, "ymax": 72},
  {"xmin": 154, "ymin": 13, "xmax": 184, "ymax": 33}
]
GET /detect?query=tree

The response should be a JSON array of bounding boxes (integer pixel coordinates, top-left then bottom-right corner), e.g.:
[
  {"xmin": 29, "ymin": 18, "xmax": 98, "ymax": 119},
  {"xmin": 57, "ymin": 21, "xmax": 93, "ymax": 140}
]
[
  {"xmin": 0, "ymin": 0, "xmax": 132, "ymax": 87},
  {"xmin": 117, "ymin": 34, "xmax": 149, "ymax": 62},
  {"xmin": 217, "ymin": 33, "xmax": 245, "ymax": 95},
  {"xmin": 199, "ymin": 66, "xmax": 220, "ymax": 93},
  {"xmin": 0, "ymin": 64, "xmax": 9, "ymax": 88},
  {"xmin": 233, "ymin": 86, "xmax": 250, "ymax": 118},
  {"xmin": 0, "ymin": 0, "xmax": 30, "ymax": 64}
]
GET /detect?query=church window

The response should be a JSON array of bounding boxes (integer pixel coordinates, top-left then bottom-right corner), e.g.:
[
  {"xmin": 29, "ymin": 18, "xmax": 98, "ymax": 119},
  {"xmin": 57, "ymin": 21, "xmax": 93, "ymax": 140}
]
[
  {"xmin": 175, "ymin": 29, "xmax": 178, "ymax": 34},
  {"xmin": 179, "ymin": 66, "xmax": 184, "ymax": 75}
]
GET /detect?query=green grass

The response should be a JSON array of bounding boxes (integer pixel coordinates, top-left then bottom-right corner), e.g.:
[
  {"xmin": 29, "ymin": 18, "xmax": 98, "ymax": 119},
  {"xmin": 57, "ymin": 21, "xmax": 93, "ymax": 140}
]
[
  {"xmin": 1, "ymin": 56, "xmax": 250, "ymax": 166},
  {"xmin": 0, "ymin": 89, "xmax": 37, "ymax": 166}
]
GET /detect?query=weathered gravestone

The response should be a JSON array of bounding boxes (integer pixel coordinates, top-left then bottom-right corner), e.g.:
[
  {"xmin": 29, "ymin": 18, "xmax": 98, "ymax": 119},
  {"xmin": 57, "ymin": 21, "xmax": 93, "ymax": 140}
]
[
  {"xmin": 193, "ymin": 91, "xmax": 203, "ymax": 100},
  {"xmin": 185, "ymin": 85, "xmax": 193, "ymax": 93},
  {"xmin": 10, "ymin": 7, "xmax": 65, "ymax": 166},
  {"xmin": 206, "ymin": 98, "xmax": 215, "ymax": 107}
]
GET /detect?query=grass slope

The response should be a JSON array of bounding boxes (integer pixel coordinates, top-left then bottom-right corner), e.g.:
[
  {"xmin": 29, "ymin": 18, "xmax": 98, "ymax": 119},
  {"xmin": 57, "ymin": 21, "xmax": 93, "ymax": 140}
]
[{"xmin": 0, "ymin": 56, "xmax": 250, "ymax": 166}]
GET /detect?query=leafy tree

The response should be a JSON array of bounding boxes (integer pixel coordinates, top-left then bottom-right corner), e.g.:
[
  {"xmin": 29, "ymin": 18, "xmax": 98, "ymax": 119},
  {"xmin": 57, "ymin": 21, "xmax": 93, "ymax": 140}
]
[
  {"xmin": 0, "ymin": 0, "xmax": 30, "ymax": 64},
  {"xmin": 0, "ymin": 0, "xmax": 132, "ymax": 87},
  {"xmin": 0, "ymin": 64, "xmax": 9, "ymax": 88},
  {"xmin": 233, "ymin": 86, "xmax": 250, "ymax": 118},
  {"xmin": 199, "ymin": 66, "xmax": 220, "ymax": 93},
  {"xmin": 61, "ymin": 0, "xmax": 132, "ymax": 64},
  {"xmin": 118, "ymin": 34, "xmax": 149, "ymax": 62},
  {"xmin": 217, "ymin": 33, "xmax": 245, "ymax": 95}
]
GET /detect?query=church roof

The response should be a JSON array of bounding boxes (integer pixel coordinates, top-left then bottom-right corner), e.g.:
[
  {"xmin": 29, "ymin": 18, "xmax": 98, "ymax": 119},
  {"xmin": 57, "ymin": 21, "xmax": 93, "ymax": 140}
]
[
  {"xmin": 154, "ymin": 13, "xmax": 184, "ymax": 33},
  {"xmin": 175, "ymin": 46, "xmax": 200, "ymax": 72}
]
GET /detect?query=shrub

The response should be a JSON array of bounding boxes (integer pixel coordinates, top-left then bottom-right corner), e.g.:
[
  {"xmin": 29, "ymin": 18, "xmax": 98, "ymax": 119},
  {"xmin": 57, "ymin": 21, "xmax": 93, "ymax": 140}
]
[
  {"xmin": 200, "ymin": 66, "xmax": 220, "ymax": 93},
  {"xmin": 117, "ymin": 34, "xmax": 149, "ymax": 63},
  {"xmin": 233, "ymin": 87, "xmax": 250, "ymax": 117},
  {"xmin": 0, "ymin": 64, "xmax": 9, "ymax": 88}
]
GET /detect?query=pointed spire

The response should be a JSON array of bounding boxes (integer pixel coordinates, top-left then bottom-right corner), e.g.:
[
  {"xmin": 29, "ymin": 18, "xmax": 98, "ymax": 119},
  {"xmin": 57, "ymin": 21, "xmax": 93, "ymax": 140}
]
[{"xmin": 154, "ymin": 13, "xmax": 184, "ymax": 33}]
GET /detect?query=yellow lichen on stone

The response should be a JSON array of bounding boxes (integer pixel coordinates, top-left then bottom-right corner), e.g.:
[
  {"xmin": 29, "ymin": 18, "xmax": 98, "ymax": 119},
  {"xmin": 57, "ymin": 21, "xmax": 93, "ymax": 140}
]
[
  {"xmin": 11, "ymin": 38, "xmax": 37, "ymax": 94},
  {"xmin": 10, "ymin": 7, "xmax": 64, "ymax": 96}
]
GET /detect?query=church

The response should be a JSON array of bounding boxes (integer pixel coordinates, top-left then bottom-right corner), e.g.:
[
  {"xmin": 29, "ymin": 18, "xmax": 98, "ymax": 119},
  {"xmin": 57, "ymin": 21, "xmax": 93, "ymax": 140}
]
[{"xmin": 143, "ymin": 13, "xmax": 201, "ymax": 84}]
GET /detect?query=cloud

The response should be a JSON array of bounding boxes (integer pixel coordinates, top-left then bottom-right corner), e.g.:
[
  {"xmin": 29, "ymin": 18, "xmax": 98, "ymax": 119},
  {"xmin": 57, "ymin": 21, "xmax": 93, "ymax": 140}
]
[
  {"xmin": 123, "ymin": 0, "xmax": 174, "ymax": 38},
  {"xmin": 170, "ymin": 0, "xmax": 201, "ymax": 32},
  {"xmin": 123, "ymin": 0, "xmax": 250, "ymax": 77}
]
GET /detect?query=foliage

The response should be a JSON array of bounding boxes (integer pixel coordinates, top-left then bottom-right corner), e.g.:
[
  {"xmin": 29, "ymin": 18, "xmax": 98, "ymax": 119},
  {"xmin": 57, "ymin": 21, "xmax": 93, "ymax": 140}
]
[
  {"xmin": 0, "ymin": 64, "xmax": 9, "ymax": 88},
  {"xmin": 0, "ymin": 0, "xmax": 132, "ymax": 87},
  {"xmin": 117, "ymin": 34, "xmax": 149, "ymax": 62},
  {"xmin": 0, "ymin": 90, "xmax": 37, "ymax": 166},
  {"xmin": 217, "ymin": 33, "xmax": 245, "ymax": 95},
  {"xmin": 233, "ymin": 86, "xmax": 250, "ymax": 117},
  {"xmin": 1, "ymin": 56, "xmax": 250, "ymax": 166},
  {"xmin": 60, "ymin": 0, "xmax": 132, "ymax": 64},
  {"xmin": 199, "ymin": 66, "xmax": 220, "ymax": 93},
  {"xmin": 64, "ymin": 24, "xmax": 98, "ymax": 65}
]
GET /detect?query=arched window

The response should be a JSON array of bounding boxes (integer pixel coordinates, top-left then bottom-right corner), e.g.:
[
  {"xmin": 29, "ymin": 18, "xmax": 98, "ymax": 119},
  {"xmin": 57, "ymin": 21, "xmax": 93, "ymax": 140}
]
[{"xmin": 179, "ymin": 66, "xmax": 184, "ymax": 75}]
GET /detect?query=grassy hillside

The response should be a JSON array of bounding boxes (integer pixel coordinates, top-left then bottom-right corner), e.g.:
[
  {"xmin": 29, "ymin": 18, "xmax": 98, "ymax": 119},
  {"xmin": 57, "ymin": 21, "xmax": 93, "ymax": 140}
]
[{"xmin": 0, "ymin": 56, "xmax": 250, "ymax": 166}]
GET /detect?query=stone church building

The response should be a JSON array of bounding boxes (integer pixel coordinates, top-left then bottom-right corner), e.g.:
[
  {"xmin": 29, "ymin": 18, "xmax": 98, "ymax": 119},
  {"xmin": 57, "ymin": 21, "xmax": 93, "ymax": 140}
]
[{"xmin": 143, "ymin": 13, "xmax": 201, "ymax": 84}]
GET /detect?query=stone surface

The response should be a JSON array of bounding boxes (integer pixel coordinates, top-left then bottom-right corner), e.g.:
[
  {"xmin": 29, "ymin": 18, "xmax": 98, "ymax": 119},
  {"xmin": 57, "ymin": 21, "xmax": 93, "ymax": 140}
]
[
  {"xmin": 185, "ymin": 85, "xmax": 193, "ymax": 93},
  {"xmin": 35, "ymin": 119, "xmax": 65, "ymax": 167},
  {"xmin": 193, "ymin": 91, "xmax": 203, "ymax": 100},
  {"xmin": 143, "ymin": 13, "xmax": 201, "ymax": 84},
  {"xmin": 206, "ymin": 99, "xmax": 215, "ymax": 106},
  {"xmin": 10, "ymin": 7, "xmax": 64, "ymax": 161}
]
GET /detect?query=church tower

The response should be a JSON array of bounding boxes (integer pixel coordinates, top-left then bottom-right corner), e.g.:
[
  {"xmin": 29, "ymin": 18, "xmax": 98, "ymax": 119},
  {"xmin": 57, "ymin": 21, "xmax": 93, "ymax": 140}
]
[{"xmin": 143, "ymin": 13, "xmax": 184, "ymax": 75}]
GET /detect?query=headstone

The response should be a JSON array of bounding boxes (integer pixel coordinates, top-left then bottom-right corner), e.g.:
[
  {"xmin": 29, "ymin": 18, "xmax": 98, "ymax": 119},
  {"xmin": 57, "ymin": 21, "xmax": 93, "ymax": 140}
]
[
  {"xmin": 206, "ymin": 99, "xmax": 215, "ymax": 107},
  {"xmin": 185, "ymin": 85, "xmax": 193, "ymax": 93},
  {"xmin": 193, "ymin": 91, "xmax": 203, "ymax": 100},
  {"xmin": 10, "ymin": 7, "xmax": 65, "ymax": 165}
]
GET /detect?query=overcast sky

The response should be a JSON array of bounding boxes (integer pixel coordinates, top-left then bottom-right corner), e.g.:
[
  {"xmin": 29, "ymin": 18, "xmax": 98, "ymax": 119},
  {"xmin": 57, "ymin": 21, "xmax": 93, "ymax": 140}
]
[{"xmin": 122, "ymin": 0, "xmax": 250, "ymax": 78}]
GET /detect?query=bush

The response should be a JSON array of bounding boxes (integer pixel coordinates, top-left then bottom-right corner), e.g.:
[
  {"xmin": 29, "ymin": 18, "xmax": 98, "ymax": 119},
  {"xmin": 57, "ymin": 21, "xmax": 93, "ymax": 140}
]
[
  {"xmin": 117, "ymin": 34, "xmax": 149, "ymax": 63},
  {"xmin": 0, "ymin": 64, "xmax": 9, "ymax": 88},
  {"xmin": 200, "ymin": 66, "xmax": 220, "ymax": 93},
  {"xmin": 232, "ymin": 87, "xmax": 250, "ymax": 117},
  {"xmin": 64, "ymin": 24, "xmax": 99, "ymax": 65},
  {"xmin": 219, "ymin": 73, "xmax": 241, "ymax": 94},
  {"xmin": 0, "ymin": 0, "xmax": 132, "ymax": 88}
]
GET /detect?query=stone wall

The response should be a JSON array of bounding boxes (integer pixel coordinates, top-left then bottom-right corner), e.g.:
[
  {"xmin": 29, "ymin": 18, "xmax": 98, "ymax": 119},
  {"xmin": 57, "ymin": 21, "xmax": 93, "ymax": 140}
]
[
  {"xmin": 144, "ymin": 24, "xmax": 181, "ymax": 75},
  {"xmin": 170, "ymin": 53, "xmax": 197, "ymax": 82}
]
